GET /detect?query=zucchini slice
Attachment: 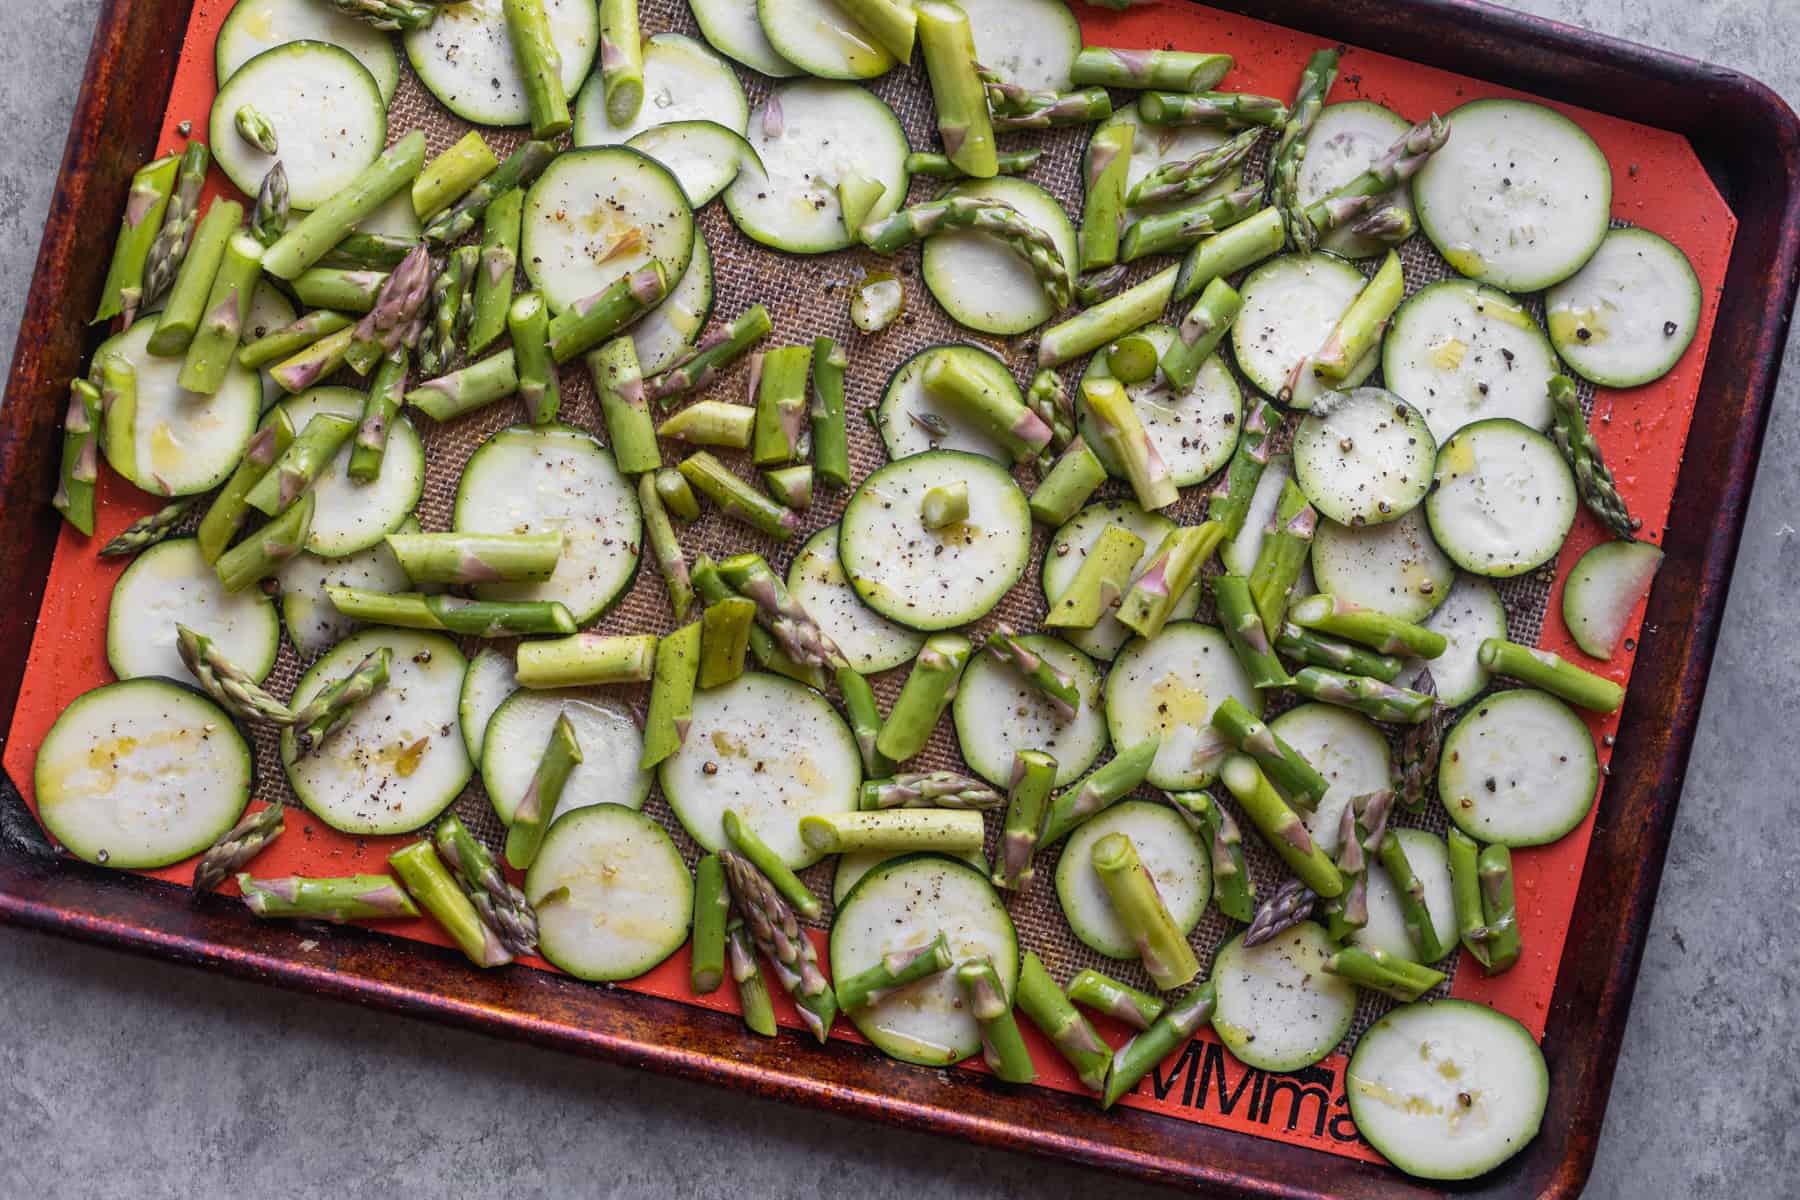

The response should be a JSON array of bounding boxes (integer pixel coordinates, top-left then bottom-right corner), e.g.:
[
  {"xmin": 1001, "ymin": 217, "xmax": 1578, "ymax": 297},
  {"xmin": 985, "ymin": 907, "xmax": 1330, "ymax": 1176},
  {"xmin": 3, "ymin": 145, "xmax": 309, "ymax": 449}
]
[
  {"xmin": 97, "ymin": 319, "xmax": 260, "ymax": 497},
  {"xmin": 830, "ymin": 854, "xmax": 1019, "ymax": 1065},
  {"xmin": 277, "ymin": 518, "xmax": 420, "ymax": 658},
  {"xmin": 481, "ymin": 688, "xmax": 650, "ymax": 822},
  {"xmin": 1561, "ymin": 539, "xmax": 1663, "ymax": 661},
  {"xmin": 210, "ymin": 40, "xmax": 385, "ymax": 211},
  {"xmin": 630, "ymin": 228, "xmax": 715, "ymax": 375},
  {"xmin": 786, "ymin": 525, "xmax": 925, "ymax": 675},
  {"xmin": 215, "ymin": 0, "xmax": 399, "ymax": 103},
  {"xmin": 1348, "ymin": 999, "xmax": 1548, "ymax": 1181},
  {"xmin": 405, "ymin": 0, "xmax": 599, "ymax": 128},
  {"xmin": 1439, "ymin": 688, "xmax": 1598, "ymax": 846},
  {"xmin": 921, "ymin": 177, "xmax": 1077, "ymax": 335},
  {"xmin": 1104, "ymin": 622, "xmax": 1260, "ymax": 790},
  {"xmin": 1268, "ymin": 703, "xmax": 1392, "ymax": 858},
  {"xmin": 1413, "ymin": 98, "xmax": 1612, "ymax": 293},
  {"xmin": 724, "ymin": 81, "xmax": 908, "ymax": 255},
  {"xmin": 832, "ymin": 845, "xmax": 987, "ymax": 905},
  {"xmin": 1310, "ymin": 508, "xmax": 1454, "ymax": 624},
  {"xmin": 1232, "ymin": 253, "xmax": 1379, "ymax": 405},
  {"xmin": 245, "ymin": 281, "xmax": 297, "ymax": 412},
  {"xmin": 689, "ymin": 0, "xmax": 800, "ymax": 78},
  {"xmin": 1101, "ymin": 102, "xmax": 1246, "ymax": 222},
  {"xmin": 1296, "ymin": 101, "xmax": 1415, "ymax": 259},
  {"xmin": 953, "ymin": 632, "xmax": 1107, "ymax": 788},
  {"xmin": 659, "ymin": 672, "xmax": 862, "ymax": 869},
  {"xmin": 453, "ymin": 425, "xmax": 641, "ymax": 627},
  {"xmin": 627, "ymin": 120, "xmax": 764, "ymax": 207},
  {"xmin": 1425, "ymin": 418, "xmax": 1576, "ymax": 578},
  {"xmin": 281, "ymin": 629, "xmax": 471, "ymax": 836},
  {"xmin": 107, "ymin": 538, "xmax": 279, "ymax": 687},
  {"xmin": 1079, "ymin": 323, "xmax": 1242, "ymax": 487},
  {"xmin": 1395, "ymin": 573, "xmax": 1508, "ymax": 707},
  {"xmin": 1382, "ymin": 279, "xmax": 1559, "ymax": 445},
  {"xmin": 1546, "ymin": 226, "xmax": 1701, "ymax": 388},
  {"xmin": 1353, "ymin": 828, "xmax": 1458, "ymax": 964},
  {"xmin": 874, "ymin": 344, "xmax": 1028, "ymax": 464},
  {"xmin": 521, "ymin": 146, "xmax": 694, "ymax": 315},
  {"xmin": 1293, "ymin": 387, "xmax": 1436, "ymax": 528},
  {"xmin": 758, "ymin": 0, "xmax": 896, "ymax": 80},
  {"xmin": 1055, "ymin": 799, "xmax": 1209, "ymax": 958},
  {"xmin": 572, "ymin": 32, "xmax": 749, "ymax": 146},
  {"xmin": 527, "ymin": 804, "xmax": 693, "ymax": 982},
  {"xmin": 273, "ymin": 387, "xmax": 424, "ymax": 557},
  {"xmin": 36, "ymin": 678, "xmax": 253, "ymax": 869},
  {"xmin": 1041, "ymin": 500, "xmax": 1200, "ymax": 661},
  {"xmin": 458, "ymin": 647, "xmax": 517, "ymax": 767},
  {"xmin": 1211, "ymin": 923, "xmax": 1357, "ymax": 1072},
  {"xmin": 840, "ymin": 450, "xmax": 1032, "ymax": 631},
  {"xmin": 956, "ymin": 0, "xmax": 1080, "ymax": 90}
]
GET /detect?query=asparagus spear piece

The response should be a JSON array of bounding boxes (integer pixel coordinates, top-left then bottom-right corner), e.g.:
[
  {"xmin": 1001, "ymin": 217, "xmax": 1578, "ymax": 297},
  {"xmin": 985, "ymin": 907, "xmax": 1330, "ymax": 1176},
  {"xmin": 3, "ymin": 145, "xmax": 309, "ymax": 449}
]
[
  {"xmin": 720, "ymin": 850, "xmax": 837, "ymax": 1042},
  {"xmin": 919, "ymin": 355, "xmax": 1052, "ymax": 465},
  {"xmin": 1119, "ymin": 187, "xmax": 1262, "ymax": 262},
  {"xmin": 325, "ymin": 588, "xmax": 577, "ymax": 637},
  {"xmin": 1130, "ymin": 128, "xmax": 1260, "ymax": 208},
  {"xmin": 722, "ymin": 809, "xmax": 822, "ymax": 921},
  {"xmin": 840, "ymin": 0, "xmax": 916, "ymax": 60},
  {"xmin": 326, "ymin": 0, "xmax": 437, "ymax": 31},
  {"xmin": 515, "ymin": 632, "xmax": 657, "ymax": 688},
  {"xmin": 348, "ymin": 350, "xmax": 409, "ymax": 483},
  {"xmin": 698, "ymin": 597, "xmax": 756, "ymax": 691},
  {"xmin": 655, "ymin": 466, "xmax": 701, "ymax": 521},
  {"xmin": 148, "ymin": 194, "xmax": 239, "ymax": 356},
  {"xmin": 800, "ymin": 809, "xmax": 985, "ymax": 856},
  {"xmin": 643, "ymin": 622, "xmax": 700, "ymax": 770},
  {"xmin": 809, "ymin": 337, "xmax": 850, "ymax": 488},
  {"xmin": 727, "ymin": 916, "xmax": 778, "ymax": 1036},
  {"xmin": 504, "ymin": 0, "xmax": 572, "ymax": 137},
  {"xmin": 1220, "ymin": 753, "xmax": 1344, "ymax": 897},
  {"xmin": 323, "ymin": 232, "xmax": 423, "ymax": 272},
  {"xmin": 1075, "ymin": 265, "xmax": 1130, "ymax": 306},
  {"xmin": 434, "ymin": 813, "xmax": 538, "ymax": 957},
  {"xmin": 1348, "ymin": 205, "xmax": 1415, "ymax": 245},
  {"xmin": 1025, "ymin": 368, "xmax": 1075, "ymax": 458},
  {"xmin": 1117, "ymin": 523, "xmax": 1224, "ymax": 640},
  {"xmin": 1478, "ymin": 638, "xmax": 1628, "ymax": 711},
  {"xmin": 680, "ymin": 452, "xmax": 800, "ymax": 540},
  {"xmin": 1374, "ymin": 830, "xmax": 1449, "ymax": 962},
  {"xmin": 240, "ymin": 873, "xmax": 419, "ymax": 922},
  {"xmin": 957, "ymin": 958, "xmax": 1036, "ymax": 1083},
  {"xmin": 233, "ymin": 104, "xmax": 279, "ymax": 154},
  {"xmin": 819, "ymin": 670, "xmax": 885, "ymax": 781},
  {"xmin": 245, "ymin": 413, "xmax": 358, "ymax": 517},
  {"xmin": 1030, "ymin": 438, "xmax": 1107, "ymax": 527},
  {"xmin": 860, "ymin": 771, "xmax": 1000, "ymax": 812},
  {"xmin": 905, "ymin": 148, "xmax": 1041, "ymax": 178},
  {"xmin": 1267, "ymin": 49, "xmax": 1339, "ymax": 251},
  {"xmin": 178, "ymin": 231, "xmax": 263, "ymax": 395},
  {"xmin": 390, "ymin": 840, "xmax": 514, "ymax": 967},
  {"xmin": 1016, "ymin": 951, "xmax": 1111, "ymax": 1091},
  {"xmin": 874, "ymin": 634, "xmax": 972, "ymax": 764},
  {"xmin": 1313, "ymin": 250, "xmax": 1403, "ymax": 380},
  {"xmin": 1162, "ymin": 277, "xmax": 1243, "ymax": 394},
  {"xmin": 1248, "ymin": 481, "xmax": 1317, "ymax": 640},
  {"xmin": 1324, "ymin": 946, "xmax": 1443, "ymax": 1002},
  {"xmin": 1167, "ymin": 790, "xmax": 1255, "ymax": 922},
  {"xmin": 1081, "ymin": 376, "xmax": 1177, "ymax": 511},
  {"xmin": 836, "ymin": 932, "xmax": 954, "ymax": 1011},
  {"xmin": 97, "ymin": 356, "xmax": 135, "ymax": 492},
  {"xmin": 1318, "ymin": 787, "xmax": 1395, "ymax": 941},
  {"xmin": 242, "ymin": 310, "xmax": 354, "ymax": 371},
  {"xmin": 598, "ymin": 0, "xmax": 644, "ymax": 125},
  {"xmin": 96, "ymin": 153, "xmax": 180, "ymax": 325},
  {"xmin": 53, "ymin": 379, "xmax": 102, "ymax": 536},
  {"xmin": 503, "ymin": 713, "xmax": 584, "ymax": 871},
  {"xmin": 717, "ymin": 552, "xmax": 845, "ymax": 670},
  {"xmin": 992, "ymin": 749, "xmax": 1056, "ymax": 889},
  {"xmin": 1244, "ymin": 877, "xmax": 1317, "ymax": 947},
  {"xmin": 1093, "ymin": 831, "xmax": 1202, "ymax": 989},
  {"xmin": 385, "ymin": 532, "xmax": 562, "ymax": 585},
  {"xmin": 988, "ymin": 87, "xmax": 1113, "ymax": 132},
  {"xmin": 98, "ymin": 497, "xmax": 200, "ymax": 559},
  {"xmin": 1478, "ymin": 844, "xmax": 1522, "ymax": 974},
  {"xmin": 1101, "ymin": 981, "xmax": 1215, "ymax": 1108},
  {"xmin": 584, "ymin": 335, "xmax": 658, "ymax": 474},
  {"xmin": 691, "ymin": 555, "xmax": 826, "ymax": 688},
  {"xmin": 1139, "ymin": 91, "xmax": 1287, "ymax": 128},
  {"xmin": 984, "ymin": 624, "xmax": 1081, "ymax": 719},
  {"xmin": 415, "ymin": 245, "xmax": 472, "ymax": 375},
  {"xmin": 750, "ymin": 345, "xmax": 810, "ymax": 466},
  {"xmin": 1275, "ymin": 623, "xmax": 1404, "ymax": 682},
  {"xmin": 192, "ymin": 803, "xmax": 285, "ymax": 894},
  {"xmin": 1290, "ymin": 593, "xmax": 1446, "ymax": 661},
  {"xmin": 141, "ymin": 141, "xmax": 211, "ymax": 307},
  {"xmin": 1071, "ymin": 47, "xmax": 1233, "ymax": 92},
  {"xmin": 1105, "ymin": 333, "xmax": 1159, "ymax": 384},
  {"xmin": 1446, "ymin": 827, "xmax": 1492, "ymax": 969},
  {"xmin": 250, "ymin": 161, "xmax": 289, "ymax": 248},
  {"xmin": 1290, "ymin": 666, "xmax": 1436, "ymax": 724},
  {"xmin": 508, "ymin": 293, "xmax": 560, "ymax": 425},
  {"xmin": 1044, "ymin": 523, "xmax": 1145, "ymax": 629},
  {"xmin": 1066, "ymin": 968, "xmax": 1164, "ymax": 1031},
  {"xmin": 289, "ymin": 647, "xmax": 390, "ymax": 759},
  {"xmin": 636, "ymin": 472, "xmax": 694, "ymax": 621},
  {"xmin": 346, "ymin": 242, "xmax": 432, "ymax": 376},
  {"xmin": 265, "ymin": 131, "xmax": 427, "ymax": 279},
  {"xmin": 176, "ymin": 624, "xmax": 296, "ymax": 725},
  {"xmin": 1215, "ymin": 573, "xmax": 1293, "ymax": 689},
  {"xmin": 1393, "ymin": 667, "xmax": 1445, "ymax": 809},
  {"xmin": 916, "ymin": 1, "xmax": 997, "ymax": 178},
  {"xmin": 862, "ymin": 198, "xmax": 1072, "ymax": 309},
  {"xmin": 645, "ymin": 305, "xmax": 772, "ymax": 401},
  {"xmin": 548, "ymin": 264, "xmax": 667, "ymax": 364},
  {"xmin": 216, "ymin": 492, "xmax": 313, "ymax": 591},
  {"xmin": 406, "ymin": 351, "xmax": 520, "ymax": 422},
  {"xmin": 296, "ymin": 268, "xmax": 388, "ymax": 321},
  {"xmin": 1038, "ymin": 266, "xmax": 1176, "ymax": 368},
  {"xmin": 424, "ymin": 139, "xmax": 557, "ymax": 245},
  {"xmin": 690, "ymin": 853, "xmax": 729, "ymax": 994},
  {"xmin": 1548, "ymin": 373, "xmax": 1639, "ymax": 539},
  {"xmin": 1040, "ymin": 735, "xmax": 1160, "ymax": 846}
]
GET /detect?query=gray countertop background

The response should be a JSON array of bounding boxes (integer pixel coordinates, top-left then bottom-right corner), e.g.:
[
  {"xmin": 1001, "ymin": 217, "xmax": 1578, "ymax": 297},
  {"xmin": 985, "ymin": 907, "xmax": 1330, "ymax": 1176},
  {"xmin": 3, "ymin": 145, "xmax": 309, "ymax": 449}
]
[{"xmin": 2, "ymin": 1, "xmax": 1794, "ymax": 1195}]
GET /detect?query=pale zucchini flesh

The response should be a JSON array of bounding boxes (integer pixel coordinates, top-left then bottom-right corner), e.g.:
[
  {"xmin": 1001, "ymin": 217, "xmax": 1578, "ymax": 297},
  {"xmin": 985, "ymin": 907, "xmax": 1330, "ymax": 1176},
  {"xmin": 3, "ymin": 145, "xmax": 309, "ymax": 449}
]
[
  {"xmin": 688, "ymin": 0, "xmax": 800, "ymax": 78},
  {"xmin": 1079, "ymin": 323, "xmax": 1242, "ymax": 487},
  {"xmin": 1395, "ymin": 573, "xmax": 1508, "ymax": 706},
  {"xmin": 404, "ymin": 0, "xmax": 599, "ymax": 127},
  {"xmin": 1561, "ymin": 539, "xmax": 1663, "ymax": 661},
  {"xmin": 952, "ymin": 633, "xmax": 1107, "ymax": 788},
  {"xmin": 758, "ymin": 0, "xmax": 895, "ymax": 81},
  {"xmin": 1310, "ymin": 508, "xmax": 1454, "ymax": 625},
  {"xmin": 107, "ymin": 539, "xmax": 280, "ymax": 687},
  {"xmin": 210, "ymin": 41, "xmax": 385, "ymax": 211},
  {"xmin": 1292, "ymin": 387, "xmax": 1436, "ymax": 527},
  {"xmin": 1297, "ymin": 101, "xmax": 1414, "ymax": 259},
  {"xmin": 921, "ymin": 177, "xmax": 1077, "ymax": 335},
  {"xmin": 627, "ymin": 120, "xmax": 762, "ymax": 207},
  {"xmin": 521, "ymin": 147, "xmax": 694, "ymax": 315},
  {"xmin": 1383, "ymin": 278, "xmax": 1559, "ymax": 445},
  {"xmin": 1041, "ymin": 500, "xmax": 1199, "ymax": 660},
  {"xmin": 1232, "ymin": 253, "xmax": 1379, "ymax": 404},
  {"xmin": 1546, "ymin": 226, "xmax": 1701, "ymax": 389},
  {"xmin": 1268, "ymin": 702, "xmax": 1393, "ymax": 858},
  {"xmin": 874, "ymin": 344, "xmax": 1028, "ymax": 464},
  {"xmin": 956, "ymin": 0, "xmax": 1081, "ymax": 91},
  {"xmin": 786, "ymin": 525, "xmax": 925, "ymax": 675},
  {"xmin": 630, "ymin": 229, "xmax": 715, "ymax": 375},
  {"xmin": 97, "ymin": 319, "xmax": 261, "ymax": 497},
  {"xmin": 1055, "ymin": 799, "xmax": 1209, "ymax": 959},
  {"xmin": 527, "ymin": 804, "xmax": 693, "ymax": 982},
  {"xmin": 832, "ymin": 845, "xmax": 987, "ymax": 905},
  {"xmin": 1425, "ymin": 418, "xmax": 1576, "ymax": 578},
  {"xmin": 274, "ymin": 387, "xmax": 424, "ymax": 557},
  {"xmin": 572, "ymin": 32, "xmax": 749, "ymax": 146},
  {"xmin": 482, "ymin": 688, "xmax": 650, "ymax": 823},
  {"xmin": 216, "ymin": 0, "xmax": 400, "ymax": 102},
  {"xmin": 1211, "ymin": 923, "xmax": 1358, "ymax": 1072},
  {"xmin": 458, "ymin": 647, "xmax": 518, "ymax": 767},
  {"xmin": 1217, "ymin": 453, "xmax": 1294, "ymax": 578},
  {"xmin": 1104, "ymin": 622, "xmax": 1260, "ymax": 790},
  {"xmin": 1352, "ymin": 828, "xmax": 1458, "ymax": 964},
  {"xmin": 277, "ymin": 521, "xmax": 420, "ymax": 658},
  {"xmin": 1439, "ymin": 688, "xmax": 1598, "ymax": 846}
]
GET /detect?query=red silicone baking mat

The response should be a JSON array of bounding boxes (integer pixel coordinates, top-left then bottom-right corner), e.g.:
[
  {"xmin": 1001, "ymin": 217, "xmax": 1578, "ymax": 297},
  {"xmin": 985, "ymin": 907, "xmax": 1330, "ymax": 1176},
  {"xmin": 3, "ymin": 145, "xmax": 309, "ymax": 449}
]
[{"xmin": 1, "ymin": 0, "xmax": 1736, "ymax": 1169}]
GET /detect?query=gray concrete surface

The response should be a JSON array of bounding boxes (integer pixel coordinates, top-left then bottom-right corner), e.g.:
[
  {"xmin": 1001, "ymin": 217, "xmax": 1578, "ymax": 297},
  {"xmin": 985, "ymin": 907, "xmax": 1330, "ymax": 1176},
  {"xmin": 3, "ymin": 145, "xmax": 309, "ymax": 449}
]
[{"xmin": 1, "ymin": 1, "xmax": 1794, "ymax": 1195}]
